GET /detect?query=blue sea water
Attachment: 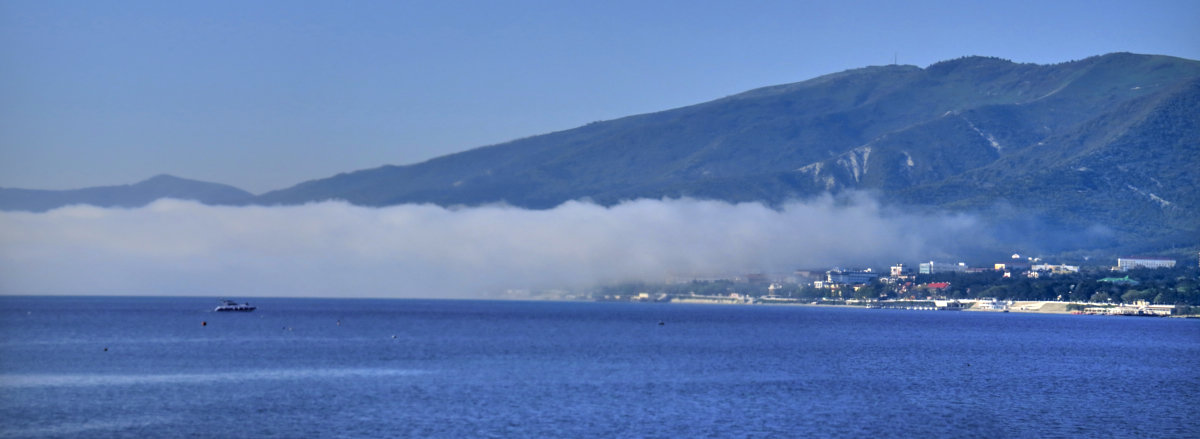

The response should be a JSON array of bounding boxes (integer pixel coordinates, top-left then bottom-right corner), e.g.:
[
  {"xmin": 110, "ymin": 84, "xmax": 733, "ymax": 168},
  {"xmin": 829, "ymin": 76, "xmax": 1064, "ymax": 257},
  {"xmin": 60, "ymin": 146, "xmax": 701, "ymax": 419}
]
[{"xmin": 1, "ymin": 297, "xmax": 1197, "ymax": 438}]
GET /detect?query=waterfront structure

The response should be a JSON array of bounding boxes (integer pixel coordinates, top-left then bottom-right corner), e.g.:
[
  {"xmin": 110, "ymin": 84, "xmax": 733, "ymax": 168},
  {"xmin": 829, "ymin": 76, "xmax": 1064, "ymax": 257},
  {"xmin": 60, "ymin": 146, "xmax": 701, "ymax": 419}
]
[
  {"xmin": 672, "ymin": 293, "xmax": 751, "ymax": 305},
  {"xmin": 1117, "ymin": 257, "xmax": 1176, "ymax": 270},
  {"xmin": 974, "ymin": 299, "xmax": 1010, "ymax": 311},
  {"xmin": 1081, "ymin": 301, "xmax": 1175, "ymax": 316}
]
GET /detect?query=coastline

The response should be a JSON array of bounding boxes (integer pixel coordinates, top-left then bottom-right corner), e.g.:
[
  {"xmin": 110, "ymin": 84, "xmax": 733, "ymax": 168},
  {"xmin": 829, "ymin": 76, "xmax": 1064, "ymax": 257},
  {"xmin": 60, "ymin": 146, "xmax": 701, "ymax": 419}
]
[{"xmin": 646, "ymin": 298, "xmax": 1189, "ymax": 317}]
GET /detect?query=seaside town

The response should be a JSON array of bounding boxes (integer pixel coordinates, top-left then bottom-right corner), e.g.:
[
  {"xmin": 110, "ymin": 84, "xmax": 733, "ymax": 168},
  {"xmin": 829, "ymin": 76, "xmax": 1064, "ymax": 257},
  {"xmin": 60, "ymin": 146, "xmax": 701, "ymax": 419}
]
[{"xmin": 580, "ymin": 253, "xmax": 1200, "ymax": 317}]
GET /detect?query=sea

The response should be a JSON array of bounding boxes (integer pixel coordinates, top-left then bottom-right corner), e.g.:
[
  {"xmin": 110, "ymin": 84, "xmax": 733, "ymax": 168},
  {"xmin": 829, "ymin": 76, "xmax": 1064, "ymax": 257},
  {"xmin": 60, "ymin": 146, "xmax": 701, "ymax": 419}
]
[{"xmin": 1, "ymin": 296, "xmax": 1197, "ymax": 438}]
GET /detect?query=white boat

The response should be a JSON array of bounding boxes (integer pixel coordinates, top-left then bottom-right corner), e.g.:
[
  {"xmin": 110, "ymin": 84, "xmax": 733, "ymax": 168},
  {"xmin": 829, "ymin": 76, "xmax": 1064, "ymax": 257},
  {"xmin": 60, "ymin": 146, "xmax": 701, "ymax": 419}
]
[{"xmin": 214, "ymin": 300, "xmax": 256, "ymax": 312}]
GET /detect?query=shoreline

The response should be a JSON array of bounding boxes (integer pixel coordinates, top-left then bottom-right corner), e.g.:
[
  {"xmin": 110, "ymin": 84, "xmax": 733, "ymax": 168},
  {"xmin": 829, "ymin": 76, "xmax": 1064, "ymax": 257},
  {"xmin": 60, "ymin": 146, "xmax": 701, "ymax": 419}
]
[{"xmin": 651, "ymin": 298, "xmax": 1194, "ymax": 317}]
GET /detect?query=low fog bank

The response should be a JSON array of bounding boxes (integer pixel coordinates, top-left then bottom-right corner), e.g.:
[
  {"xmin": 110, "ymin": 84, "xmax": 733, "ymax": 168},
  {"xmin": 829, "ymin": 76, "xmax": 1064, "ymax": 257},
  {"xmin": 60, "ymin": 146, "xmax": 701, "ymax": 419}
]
[{"xmin": 0, "ymin": 195, "xmax": 986, "ymax": 298}]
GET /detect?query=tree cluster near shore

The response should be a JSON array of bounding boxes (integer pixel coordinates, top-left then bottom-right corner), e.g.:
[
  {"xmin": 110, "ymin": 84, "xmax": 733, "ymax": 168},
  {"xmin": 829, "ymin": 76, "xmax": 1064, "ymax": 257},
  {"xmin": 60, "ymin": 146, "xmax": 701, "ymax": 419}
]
[{"xmin": 918, "ymin": 265, "xmax": 1200, "ymax": 305}]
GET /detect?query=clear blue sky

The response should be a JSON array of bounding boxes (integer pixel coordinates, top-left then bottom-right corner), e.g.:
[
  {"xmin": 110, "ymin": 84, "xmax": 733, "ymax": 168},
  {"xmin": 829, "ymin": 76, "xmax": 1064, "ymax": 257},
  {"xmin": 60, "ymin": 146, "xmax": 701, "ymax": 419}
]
[{"xmin": 2, "ymin": 0, "xmax": 1197, "ymax": 193}]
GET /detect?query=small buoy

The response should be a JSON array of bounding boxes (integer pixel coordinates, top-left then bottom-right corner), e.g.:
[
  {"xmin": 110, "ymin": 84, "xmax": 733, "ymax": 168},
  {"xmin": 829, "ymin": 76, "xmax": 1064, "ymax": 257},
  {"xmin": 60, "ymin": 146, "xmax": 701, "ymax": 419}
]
[
  {"xmin": 202, "ymin": 321, "xmax": 207, "ymax": 326},
  {"xmin": 103, "ymin": 347, "xmax": 108, "ymax": 352},
  {"xmin": 336, "ymin": 320, "xmax": 341, "ymax": 326},
  {"xmin": 391, "ymin": 335, "xmax": 397, "ymax": 339}
]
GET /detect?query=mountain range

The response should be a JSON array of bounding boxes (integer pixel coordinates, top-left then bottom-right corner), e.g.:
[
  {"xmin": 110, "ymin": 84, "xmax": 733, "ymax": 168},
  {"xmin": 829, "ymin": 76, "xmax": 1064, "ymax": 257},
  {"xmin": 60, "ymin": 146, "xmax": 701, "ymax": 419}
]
[
  {"xmin": 4, "ymin": 53, "xmax": 1198, "ymax": 258},
  {"xmin": 0, "ymin": 174, "xmax": 251, "ymax": 212}
]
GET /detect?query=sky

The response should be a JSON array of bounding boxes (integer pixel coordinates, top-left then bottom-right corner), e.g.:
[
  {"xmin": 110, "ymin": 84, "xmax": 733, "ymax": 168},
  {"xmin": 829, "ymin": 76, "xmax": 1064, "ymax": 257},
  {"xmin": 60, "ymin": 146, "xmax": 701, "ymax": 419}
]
[{"xmin": 2, "ymin": 0, "xmax": 1198, "ymax": 193}]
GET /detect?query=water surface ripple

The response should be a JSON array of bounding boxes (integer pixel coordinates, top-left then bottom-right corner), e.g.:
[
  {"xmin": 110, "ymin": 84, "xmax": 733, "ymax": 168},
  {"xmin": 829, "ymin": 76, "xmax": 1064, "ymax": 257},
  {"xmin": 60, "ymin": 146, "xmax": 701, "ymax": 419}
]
[{"xmin": 1, "ymin": 297, "xmax": 1197, "ymax": 438}]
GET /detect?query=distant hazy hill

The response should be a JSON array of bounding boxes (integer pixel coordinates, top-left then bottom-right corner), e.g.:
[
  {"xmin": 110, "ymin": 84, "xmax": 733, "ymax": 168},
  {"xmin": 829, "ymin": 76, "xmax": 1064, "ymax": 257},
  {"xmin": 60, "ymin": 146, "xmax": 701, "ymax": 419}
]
[
  {"xmin": 256, "ymin": 53, "xmax": 1199, "ymax": 255},
  {"xmin": 0, "ymin": 175, "xmax": 253, "ymax": 212}
]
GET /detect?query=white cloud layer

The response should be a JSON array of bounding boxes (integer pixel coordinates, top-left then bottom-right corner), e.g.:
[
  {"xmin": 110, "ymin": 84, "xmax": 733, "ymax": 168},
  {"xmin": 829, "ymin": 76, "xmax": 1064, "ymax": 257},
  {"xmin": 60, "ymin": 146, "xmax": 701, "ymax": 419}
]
[{"xmin": 0, "ymin": 196, "xmax": 979, "ymax": 298}]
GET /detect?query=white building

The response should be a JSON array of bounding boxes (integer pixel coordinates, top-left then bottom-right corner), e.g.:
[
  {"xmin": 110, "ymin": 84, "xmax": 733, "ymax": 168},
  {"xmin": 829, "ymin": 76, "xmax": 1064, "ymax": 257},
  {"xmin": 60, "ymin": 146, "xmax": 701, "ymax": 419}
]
[
  {"xmin": 919, "ymin": 261, "xmax": 967, "ymax": 274},
  {"xmin": 1117, "ymin": 257, "xmax": 1176, "ymax": 270},
  {"xmin": 827, "ymin": 269, "xmax": 879, "ymax": 285},
  {"xmin": 974, "ymin": 299, "xmax": 1010, "ymax": 311},
  {"xmin": 1030, "ymin": 264, "xmax": 1080, "ymax": 274}
]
